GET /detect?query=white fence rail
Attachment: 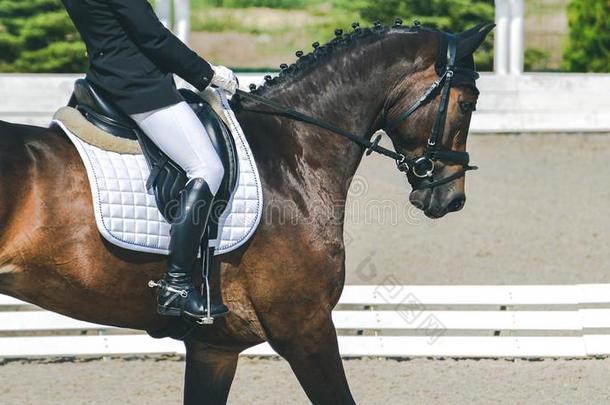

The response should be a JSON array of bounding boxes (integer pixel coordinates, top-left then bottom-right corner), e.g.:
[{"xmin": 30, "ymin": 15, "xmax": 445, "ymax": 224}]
[
  {"xmin": 2, "ymin": 284, "xmax": 610, "ymax": 359},
  {"xmin": 1, "ymin": 73, "xmax": 609, "ymax": 133}
]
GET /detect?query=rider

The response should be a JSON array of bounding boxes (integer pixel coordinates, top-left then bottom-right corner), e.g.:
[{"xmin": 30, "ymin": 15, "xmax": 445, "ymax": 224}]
[{"xmin": 61, "ymin": 0, "xmax": 237, "ymax": 321}]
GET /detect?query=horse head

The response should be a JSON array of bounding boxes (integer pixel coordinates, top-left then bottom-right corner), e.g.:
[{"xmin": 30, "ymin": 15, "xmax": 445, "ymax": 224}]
[{"xmin": 382, "ymin": 23, "xmax": 494, "ymax": 218}]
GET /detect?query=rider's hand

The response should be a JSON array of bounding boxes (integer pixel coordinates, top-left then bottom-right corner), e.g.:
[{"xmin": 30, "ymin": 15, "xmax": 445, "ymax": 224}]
[{"xmin": 210, "ymin": 65, "xmax": 239, "ymax": 96}]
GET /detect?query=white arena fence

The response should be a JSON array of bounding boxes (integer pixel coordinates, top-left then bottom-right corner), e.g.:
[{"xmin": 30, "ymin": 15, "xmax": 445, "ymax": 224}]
[
  {"xmin": 2, "ymin": 284, "xmax": 610, "ymax": 359},
  {"xmin": 0, "ymin": 73, "xmax": 609, "ymax": 133}
]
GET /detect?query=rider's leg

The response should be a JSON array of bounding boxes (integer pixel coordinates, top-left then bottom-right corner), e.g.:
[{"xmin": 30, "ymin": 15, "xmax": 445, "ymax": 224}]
[
  {"xmin": 131, "ymin": 101, "xmax": 228, "ymax": 320},
  {"xmin": 131, "ymin": 101, "xmax": 224, "ymax": 194}
]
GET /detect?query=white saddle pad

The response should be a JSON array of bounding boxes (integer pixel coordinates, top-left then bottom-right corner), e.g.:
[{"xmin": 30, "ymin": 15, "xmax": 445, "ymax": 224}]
[{"xmin": 52, "ymin": 89, "xmax": 263, "ymax": 256}]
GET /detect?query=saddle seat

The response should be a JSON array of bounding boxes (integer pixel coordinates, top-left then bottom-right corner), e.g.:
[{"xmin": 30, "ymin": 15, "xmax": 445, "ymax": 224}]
[{"xmin": 68, "ymin": 79, "xmax": 239, "ymax": 238}]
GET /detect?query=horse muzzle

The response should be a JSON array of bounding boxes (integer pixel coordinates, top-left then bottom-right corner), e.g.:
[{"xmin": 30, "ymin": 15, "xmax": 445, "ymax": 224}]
[
  {"xmin": 408, "ymin": 163, "xmax": 469, "ymax": 218},
  {"xmin": 410, "ymin": 187, "xmax": 467, "ymax": 218}
]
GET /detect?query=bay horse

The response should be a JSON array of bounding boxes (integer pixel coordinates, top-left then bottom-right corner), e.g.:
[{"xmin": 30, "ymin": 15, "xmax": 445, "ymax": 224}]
[{"xmin": 0, "ymin": 23, "xmax": 493, "ymax": 404}]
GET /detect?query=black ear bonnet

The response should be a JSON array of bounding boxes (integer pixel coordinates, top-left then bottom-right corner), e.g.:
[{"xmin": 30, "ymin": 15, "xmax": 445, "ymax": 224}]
[{"xmin": 435, "ymin": 33, "xmax": 480, "ymax": 95}]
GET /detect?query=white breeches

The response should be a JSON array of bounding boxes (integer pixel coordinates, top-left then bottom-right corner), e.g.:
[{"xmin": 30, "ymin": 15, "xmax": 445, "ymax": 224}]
[{"xmin": 130, "ymin": 101, "xmax": 225, "ymax": 195}]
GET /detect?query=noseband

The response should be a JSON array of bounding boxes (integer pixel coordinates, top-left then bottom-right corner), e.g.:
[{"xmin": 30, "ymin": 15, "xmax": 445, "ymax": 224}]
[{"xmin": 236, "ymin": 33, "xmax": 479, "ymax": 191}]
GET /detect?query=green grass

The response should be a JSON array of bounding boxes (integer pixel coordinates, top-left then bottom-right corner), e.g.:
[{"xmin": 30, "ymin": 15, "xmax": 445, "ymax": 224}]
[
  {"xmin": 189, "ymin": 1, "xmax": 362, "ymax": 69},
  {"xmin": 191, "ymin": 1, "xmax": 361, "ymax": 40},
  {"xmin": 191, "ymin": 10, "xmax": 265, "ymax": 33},
  {"xmin": 526, "ymin": 0, "xmax": 569, "ymax": 16}
]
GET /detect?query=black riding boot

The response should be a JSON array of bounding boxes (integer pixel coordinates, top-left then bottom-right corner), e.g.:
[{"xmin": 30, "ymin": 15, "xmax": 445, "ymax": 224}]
[{"xmin": 152, "ymin": 178, "xmax": 229, "ymax": 321}]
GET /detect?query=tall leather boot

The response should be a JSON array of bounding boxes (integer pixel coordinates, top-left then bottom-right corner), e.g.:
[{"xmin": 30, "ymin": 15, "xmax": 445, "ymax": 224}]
[{"xmin": 152, "ymin": 178, "xmax": 229, "ymax": 320}]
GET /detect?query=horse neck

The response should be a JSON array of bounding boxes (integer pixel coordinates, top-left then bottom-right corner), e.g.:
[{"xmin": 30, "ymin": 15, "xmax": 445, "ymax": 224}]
[
  {"xmin": 0, "ymin": 123, "xmax": 40, "ymax": 248},
  {"xmin": 241, "ymin": 31, "xmax": 430, "ymax": 206}
]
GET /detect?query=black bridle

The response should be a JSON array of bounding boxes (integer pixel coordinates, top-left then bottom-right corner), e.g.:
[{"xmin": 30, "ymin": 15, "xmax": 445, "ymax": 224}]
[
  {"xmin": 235, "ymin": 33, "xmax": 478, "ymax": 191},
  {"xmin": 383, "ymin": 33, "xmax": 479, "ymax": 189}
]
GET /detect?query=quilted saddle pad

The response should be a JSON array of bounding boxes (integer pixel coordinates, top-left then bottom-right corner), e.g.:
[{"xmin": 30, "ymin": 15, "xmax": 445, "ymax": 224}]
[{"xmin": 51, "ymin": 89, "xmax": 263, "ymax": 256}]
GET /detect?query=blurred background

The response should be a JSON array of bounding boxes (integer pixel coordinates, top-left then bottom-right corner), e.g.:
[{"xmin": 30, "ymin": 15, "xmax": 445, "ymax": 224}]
[
  {"xmin": 0, "ymin": 0, "xmax": 607, "ymax": 73},
  {"xmin": 1, "ymin": 3, "xmax": 610, "ymax": 402}
]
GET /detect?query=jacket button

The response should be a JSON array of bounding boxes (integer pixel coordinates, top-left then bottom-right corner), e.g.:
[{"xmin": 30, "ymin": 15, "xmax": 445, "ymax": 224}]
[{"xmin": 99, "ymin": 51, "xmax": 104, "ymax": 56}]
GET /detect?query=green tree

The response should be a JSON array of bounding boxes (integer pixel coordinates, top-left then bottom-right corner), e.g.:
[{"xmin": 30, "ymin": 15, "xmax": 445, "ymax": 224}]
[
  {"xmin": 338, "ymin": 0, "xmax": 495, "ymax": 71},
  {"xmin": 0, "ymin": 0, "xmax": 87, "ymax": 72},
  {"xmin": 562, "ymin": 0, "xmax": 609, "ymax": 72}
]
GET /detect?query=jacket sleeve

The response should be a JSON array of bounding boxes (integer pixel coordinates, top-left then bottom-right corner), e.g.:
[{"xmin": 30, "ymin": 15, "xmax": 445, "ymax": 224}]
[{"xmin": 106, "ymin": 0, "xmax": 214, "ymax": 91}]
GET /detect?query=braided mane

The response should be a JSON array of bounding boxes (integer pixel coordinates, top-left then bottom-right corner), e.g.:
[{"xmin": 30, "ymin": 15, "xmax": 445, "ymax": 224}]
[{"xmin": 251, "ymin": 21, "xmax": 429, "ymax": 95}]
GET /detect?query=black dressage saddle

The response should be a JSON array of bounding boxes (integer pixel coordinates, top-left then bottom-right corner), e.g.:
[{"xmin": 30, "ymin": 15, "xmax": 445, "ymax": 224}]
[{"xmin": 67, "ymin": 79, "xmax": 239, "ymax": 241}]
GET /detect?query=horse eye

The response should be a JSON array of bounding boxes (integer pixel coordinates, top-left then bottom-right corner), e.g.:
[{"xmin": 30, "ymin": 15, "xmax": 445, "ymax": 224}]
[{"xmin": 459, "ymin": 101, "xmax": 476, "ymax": 114}]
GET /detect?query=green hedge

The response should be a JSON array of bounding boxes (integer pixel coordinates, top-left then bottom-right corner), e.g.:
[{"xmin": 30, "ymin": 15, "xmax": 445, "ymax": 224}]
[
  {"xmin": 0, "ymin": 0, "xmax": 87, "ymax": 72},
  {"xmin": 562, "ymin": 0, "xmax": 609, "ymax": 72}
]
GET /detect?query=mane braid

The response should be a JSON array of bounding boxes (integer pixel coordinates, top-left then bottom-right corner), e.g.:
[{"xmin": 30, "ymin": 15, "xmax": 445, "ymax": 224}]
[{"xmin": 252, "ymin": 23, "xmax": 422, "ymax": 95}]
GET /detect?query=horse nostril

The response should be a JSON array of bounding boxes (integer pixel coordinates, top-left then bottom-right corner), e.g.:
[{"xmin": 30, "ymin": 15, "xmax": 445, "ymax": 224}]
[
  {"xmin": 411, "ymin": 199, "xmax": 424, "ymax": 210},
  {"xmin": 448, "ymin": 196, "xmax": 466, "ymax": 212}
]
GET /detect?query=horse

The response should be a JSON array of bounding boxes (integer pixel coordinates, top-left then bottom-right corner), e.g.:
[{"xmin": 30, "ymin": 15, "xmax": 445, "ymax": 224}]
[{"xmin": 0, "ymin": 22, "xmax": 493, "ymax": 404}]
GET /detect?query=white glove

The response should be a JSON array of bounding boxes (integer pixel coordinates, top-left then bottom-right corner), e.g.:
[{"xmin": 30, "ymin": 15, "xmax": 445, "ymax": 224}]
[{"xmin": 210, "ymin": 65, "xmax": 239, "ymax": 96}]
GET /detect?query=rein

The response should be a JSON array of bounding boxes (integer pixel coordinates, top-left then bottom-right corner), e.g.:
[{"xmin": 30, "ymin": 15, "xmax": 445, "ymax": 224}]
[
  {"xmin": 235, "ymin": 89, "xmax": 403, "ymax": 161},
  {"xmin": 235, "ymin": 33, "xmax": 478, "ymax": 190}
]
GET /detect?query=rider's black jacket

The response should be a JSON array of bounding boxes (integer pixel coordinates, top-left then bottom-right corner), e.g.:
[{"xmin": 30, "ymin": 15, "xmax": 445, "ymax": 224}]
[{"xmin": 62, "ymin": 0, "xmax": 214, "ymax": 114}]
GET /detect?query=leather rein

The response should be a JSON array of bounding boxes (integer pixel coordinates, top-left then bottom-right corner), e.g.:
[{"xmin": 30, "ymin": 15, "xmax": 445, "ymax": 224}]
[{"xmin": 235, "ymin": 34, "xmax": 478, "ymax": 191}]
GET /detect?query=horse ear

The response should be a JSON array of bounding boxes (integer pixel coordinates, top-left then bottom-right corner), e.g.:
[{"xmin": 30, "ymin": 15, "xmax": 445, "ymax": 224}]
[
  {"xmin": 457, "ymin": 23, "xmax": 495, "ymax": 59},
  {"xmin": 457, "ymin": 23, "xmax": 488, "ymax": 39}
]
